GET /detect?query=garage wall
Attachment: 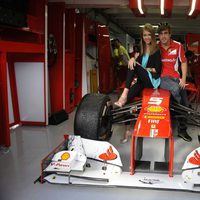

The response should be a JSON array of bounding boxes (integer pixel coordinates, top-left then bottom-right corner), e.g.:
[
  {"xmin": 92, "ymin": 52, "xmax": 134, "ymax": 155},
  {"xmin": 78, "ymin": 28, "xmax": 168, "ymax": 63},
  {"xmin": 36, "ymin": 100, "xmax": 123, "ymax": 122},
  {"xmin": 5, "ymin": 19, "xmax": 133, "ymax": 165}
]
[{"xmin": 14, "ymin": 62, "xmax": 45, "ymax": 123}]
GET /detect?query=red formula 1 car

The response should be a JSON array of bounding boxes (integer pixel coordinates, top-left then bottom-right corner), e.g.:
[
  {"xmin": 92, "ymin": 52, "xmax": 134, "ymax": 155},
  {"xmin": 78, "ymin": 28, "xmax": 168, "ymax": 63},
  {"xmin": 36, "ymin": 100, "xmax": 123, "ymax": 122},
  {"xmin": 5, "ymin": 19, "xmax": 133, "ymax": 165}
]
[
  {"xmin": 74, "ymin": 88, "xmax": 200, "ymax": 141},
  {"xmin": 39, "ymin": 88, "xmax": 200, "ymax": 192}
]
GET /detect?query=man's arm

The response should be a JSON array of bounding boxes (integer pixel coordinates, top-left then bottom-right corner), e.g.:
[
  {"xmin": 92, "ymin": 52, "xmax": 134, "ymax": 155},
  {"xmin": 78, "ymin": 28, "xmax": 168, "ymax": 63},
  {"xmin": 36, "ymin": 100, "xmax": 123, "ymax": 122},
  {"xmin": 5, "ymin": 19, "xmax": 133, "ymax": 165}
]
[{"xmin": 179, "ymin": 62, "xmax": 187, "ymax": 88}]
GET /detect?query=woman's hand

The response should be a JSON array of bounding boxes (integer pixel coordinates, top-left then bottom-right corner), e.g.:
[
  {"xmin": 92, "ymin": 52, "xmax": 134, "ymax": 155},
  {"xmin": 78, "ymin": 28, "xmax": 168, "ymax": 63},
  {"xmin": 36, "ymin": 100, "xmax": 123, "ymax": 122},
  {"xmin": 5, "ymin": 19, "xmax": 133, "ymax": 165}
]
[
  {"xmin": 146, "ymin": 68, "xmax": 156, "ymax": 73},
  {"xmin": 128, "ymin": 52, "xmax": 140, "ymax": 70},
  {"xmin": 128, "ymin": 58, "xmax": 136, "ymax": 70},
  {"xmin": 134, "ymin": 52, "xmax": 140, "ymax": 59}
]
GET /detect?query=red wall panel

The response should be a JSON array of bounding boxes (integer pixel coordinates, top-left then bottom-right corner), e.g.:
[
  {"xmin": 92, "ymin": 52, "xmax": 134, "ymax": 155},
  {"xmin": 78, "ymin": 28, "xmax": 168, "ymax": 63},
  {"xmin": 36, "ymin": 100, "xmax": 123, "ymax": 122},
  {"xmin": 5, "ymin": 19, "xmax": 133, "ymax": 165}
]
[
  {"xmin": 65, "ymin": 9, "xmax": 76, "ymax": 112},
  {"xmin": 65, "ymin": 53, "xmax": 75, "ymax": 113},
  {"xmin": 185, "ymin": 33, "xmax": 200, "ymax": 54},
  {"xmin": 27, "ymin": 0, "xmax": 46, "ymax": 34},
  {"xmin": 0, "ymin": 53, "xmax": 10, "ymax": 147},
  {"xmin": 97, "ymin": 25, "xmax": 114, "ymax": 93},
  {"xmin": 48, "ymin": 3, "xmax": 65, "ymax": 113},
  {"xmin": 74, "ymin": 14, "xmax": 84, "ymax": 105},
  {"xmin": 0, "ymin": 0, "xmax": 46, "ymax": 147}
]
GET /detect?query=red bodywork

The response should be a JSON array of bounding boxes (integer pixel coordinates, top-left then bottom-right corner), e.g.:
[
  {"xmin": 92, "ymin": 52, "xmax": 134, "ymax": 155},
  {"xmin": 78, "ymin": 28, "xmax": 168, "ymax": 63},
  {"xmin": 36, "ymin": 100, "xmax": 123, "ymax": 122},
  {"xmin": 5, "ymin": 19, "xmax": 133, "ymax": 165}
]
[
  {"xmin": 130, "ymin": 88, "xmax": 174, "ymax": 176},
  {"xmin": 134, "ymin": 88, "xmax": 171, "ymax": 138}
]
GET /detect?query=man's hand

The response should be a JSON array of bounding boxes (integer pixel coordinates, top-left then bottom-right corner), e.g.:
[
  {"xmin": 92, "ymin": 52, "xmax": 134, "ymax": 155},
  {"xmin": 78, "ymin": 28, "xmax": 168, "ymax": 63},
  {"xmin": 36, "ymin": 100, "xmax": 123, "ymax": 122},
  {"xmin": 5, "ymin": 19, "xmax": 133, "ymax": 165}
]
[
  {"xmin": 180, "ymin": 62, "xmax": 187, "ymax": 89},
  {"xmin": 179, "ymin": 78, "xmax": 186, "ymax": 89}
]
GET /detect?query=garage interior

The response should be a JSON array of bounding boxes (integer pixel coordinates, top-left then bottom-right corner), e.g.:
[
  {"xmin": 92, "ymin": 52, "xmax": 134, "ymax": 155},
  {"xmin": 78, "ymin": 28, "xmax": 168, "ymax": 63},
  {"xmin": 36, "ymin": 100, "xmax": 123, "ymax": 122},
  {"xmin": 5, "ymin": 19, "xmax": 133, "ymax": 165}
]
[{"xmin": 0, "ymin": 0, "xmax": 200, "ymax": 200}]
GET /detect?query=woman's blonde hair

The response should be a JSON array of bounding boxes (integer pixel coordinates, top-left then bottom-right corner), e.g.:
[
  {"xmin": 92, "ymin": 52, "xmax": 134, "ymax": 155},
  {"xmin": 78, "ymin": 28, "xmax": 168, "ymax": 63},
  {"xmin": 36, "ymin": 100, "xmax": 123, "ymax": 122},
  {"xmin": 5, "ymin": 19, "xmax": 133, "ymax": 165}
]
[{"xmin": 140, "ymin": 23, "xmax": 158, "ymax": 55}]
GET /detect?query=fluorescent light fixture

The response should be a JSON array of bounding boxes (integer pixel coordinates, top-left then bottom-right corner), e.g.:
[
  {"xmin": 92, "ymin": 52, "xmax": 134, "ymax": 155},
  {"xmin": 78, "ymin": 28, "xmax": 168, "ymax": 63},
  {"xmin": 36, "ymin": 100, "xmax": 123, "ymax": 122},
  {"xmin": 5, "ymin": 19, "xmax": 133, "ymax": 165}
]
[
  {"xmin": 160, "ymin": 0, "xmax": 165, "ymax": 15},
  {"xmin": 75, "ymin": 8, "xmax": 80, "ymax": 14},
  {"xmin": 188, "ymin": 0, "xmax": 196, "ymax": 16},
  {"xmin": 98, "ymin": 25, "xmax": 106, "ymax": 27},
  {"xmin": 139, "ymin": 25, "xmax": 158, "ymax": 28},
  {"xmin": 137, "ymin": 0, "xmax": 144, "ymax": 14},
  {"xmin": 10, "ymin": 124, "xmax": 20, "ymax": 130}
]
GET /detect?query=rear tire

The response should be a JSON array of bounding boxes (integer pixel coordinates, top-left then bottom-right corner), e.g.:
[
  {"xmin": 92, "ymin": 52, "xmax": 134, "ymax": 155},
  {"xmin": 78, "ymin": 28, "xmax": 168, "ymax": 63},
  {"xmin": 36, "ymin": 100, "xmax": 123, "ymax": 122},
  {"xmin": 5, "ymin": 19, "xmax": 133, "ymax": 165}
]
[{"xmin": 74, "ymin": 93, "xmax": 113, "ymax": 140}]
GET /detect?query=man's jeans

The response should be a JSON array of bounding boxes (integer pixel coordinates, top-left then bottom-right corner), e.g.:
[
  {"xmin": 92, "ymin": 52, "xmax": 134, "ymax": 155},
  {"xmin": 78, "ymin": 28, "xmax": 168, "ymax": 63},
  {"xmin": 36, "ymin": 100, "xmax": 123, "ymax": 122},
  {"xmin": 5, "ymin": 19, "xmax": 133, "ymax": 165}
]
[
  {"xmin": 160, "ymin": 76, "xmax": 187, "ymax": 132},
  {"xmin": 160, "ymin": 76, "xmax": 181, "ymax": 103}
]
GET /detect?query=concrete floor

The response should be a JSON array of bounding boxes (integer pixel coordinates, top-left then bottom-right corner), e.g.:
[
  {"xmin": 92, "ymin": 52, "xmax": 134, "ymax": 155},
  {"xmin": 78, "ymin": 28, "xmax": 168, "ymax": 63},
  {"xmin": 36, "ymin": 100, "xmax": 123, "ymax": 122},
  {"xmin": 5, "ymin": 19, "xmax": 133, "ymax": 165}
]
[{"xmin": 0, "ymin": 106, "xmax": 200, "ymax": 200}]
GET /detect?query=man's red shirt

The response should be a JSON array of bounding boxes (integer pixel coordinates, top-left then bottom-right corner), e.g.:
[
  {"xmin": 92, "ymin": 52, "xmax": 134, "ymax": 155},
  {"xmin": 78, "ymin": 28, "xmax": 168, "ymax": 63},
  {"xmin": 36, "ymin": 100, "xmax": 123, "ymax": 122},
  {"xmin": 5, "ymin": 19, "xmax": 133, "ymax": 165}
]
[{"xmin": 159, "ymin": 40, "xmax": 186, "ymax": 79}]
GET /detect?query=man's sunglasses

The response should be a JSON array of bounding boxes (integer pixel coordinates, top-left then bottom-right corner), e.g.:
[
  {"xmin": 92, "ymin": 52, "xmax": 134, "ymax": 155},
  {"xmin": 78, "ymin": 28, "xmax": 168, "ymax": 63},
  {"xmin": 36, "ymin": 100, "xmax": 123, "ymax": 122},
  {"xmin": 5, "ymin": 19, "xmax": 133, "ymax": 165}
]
[{"xmin": 158, "ymin": 22, "xmax": 169, "ymax": 27}]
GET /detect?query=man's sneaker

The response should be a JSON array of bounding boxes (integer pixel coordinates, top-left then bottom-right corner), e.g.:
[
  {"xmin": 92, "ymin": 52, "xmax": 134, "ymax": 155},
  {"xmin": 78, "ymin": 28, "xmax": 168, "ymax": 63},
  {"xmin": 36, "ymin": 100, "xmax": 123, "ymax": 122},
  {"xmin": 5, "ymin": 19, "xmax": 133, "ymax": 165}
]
[{"xmin": 178, "ymin": 131, "xmax": 192, "ymax": 142}]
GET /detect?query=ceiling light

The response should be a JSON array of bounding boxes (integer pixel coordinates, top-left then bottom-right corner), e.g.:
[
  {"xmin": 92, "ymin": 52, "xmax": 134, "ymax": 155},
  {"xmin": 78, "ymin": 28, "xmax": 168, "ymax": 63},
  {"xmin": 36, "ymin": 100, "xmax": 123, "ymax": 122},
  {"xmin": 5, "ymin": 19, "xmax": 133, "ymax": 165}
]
[
  {"xmin": 10, "ymin": 124, "xmax": 20, "ymax": 130},
  {"xmin": 188, "ymin": 0, "xmax": 200, "ymax": 18},
  {"xmin": 160, "ymin": 0, "xmax": 165, "ymax": 15},
  {"xmin": 137, "ymin": 0, "xmax": 144, "ymax": 15},
  {"xmin": 129, "ymin": 0, "xmax": 145, "ymax": 17},
  {"xmin": 160, "ymin": 0, "xmax": 173, "ymax": 17},
  {"xmin": 188, "ymin": 0, "xmax": 196, "ymax": 16},
  {"xmin": 139, "ymin": 25, "xmax": 158, "ymax": 28}
]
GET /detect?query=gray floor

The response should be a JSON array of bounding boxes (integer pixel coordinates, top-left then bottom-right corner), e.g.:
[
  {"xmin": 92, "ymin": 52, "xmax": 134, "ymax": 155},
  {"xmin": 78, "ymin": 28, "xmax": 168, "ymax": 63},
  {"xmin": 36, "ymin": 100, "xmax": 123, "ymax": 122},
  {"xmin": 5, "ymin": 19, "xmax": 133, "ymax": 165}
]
[{"xmin": 1, "ymin": 105, "xmax": 200, "ymax": 200}]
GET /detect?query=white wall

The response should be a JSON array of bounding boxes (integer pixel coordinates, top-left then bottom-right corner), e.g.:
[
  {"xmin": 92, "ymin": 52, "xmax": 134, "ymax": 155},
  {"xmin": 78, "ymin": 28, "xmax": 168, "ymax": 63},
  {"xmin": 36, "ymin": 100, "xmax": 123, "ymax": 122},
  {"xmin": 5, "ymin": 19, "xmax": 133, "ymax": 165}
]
[
  {"xmin": 82, "ymin": 23, "xmax": 88, "ymax": 96},
  {"xmin": 7, "ymin": 64, "xmax": 14, "ymax": 125},
  {"xmin": 14, "ymin": 62, "xmax": 45, "ymax": 122}
]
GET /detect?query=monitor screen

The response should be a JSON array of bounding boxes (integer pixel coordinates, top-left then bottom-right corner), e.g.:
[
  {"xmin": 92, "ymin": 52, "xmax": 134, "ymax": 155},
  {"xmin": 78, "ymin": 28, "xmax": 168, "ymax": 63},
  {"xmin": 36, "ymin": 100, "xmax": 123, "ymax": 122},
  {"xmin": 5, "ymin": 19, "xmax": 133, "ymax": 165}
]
[{"xmin": 0, "ymin": 0, "xmax": 28, "ymax": 27}]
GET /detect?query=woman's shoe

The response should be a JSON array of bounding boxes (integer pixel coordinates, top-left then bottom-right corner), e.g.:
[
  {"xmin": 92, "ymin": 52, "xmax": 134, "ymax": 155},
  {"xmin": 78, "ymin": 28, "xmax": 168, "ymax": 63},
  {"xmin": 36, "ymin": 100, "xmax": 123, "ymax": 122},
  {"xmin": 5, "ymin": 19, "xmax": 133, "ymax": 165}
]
[
  {"xmin": 120, "ymin": 130, "xmax": 131, "ymax": 144},
  {"xmin": 114, "ymin": 96, "xmax": 127, "ymax": 108},
  {"xmin": 120, "ymin": 138, "xmax": 128, "ymax": 144}
]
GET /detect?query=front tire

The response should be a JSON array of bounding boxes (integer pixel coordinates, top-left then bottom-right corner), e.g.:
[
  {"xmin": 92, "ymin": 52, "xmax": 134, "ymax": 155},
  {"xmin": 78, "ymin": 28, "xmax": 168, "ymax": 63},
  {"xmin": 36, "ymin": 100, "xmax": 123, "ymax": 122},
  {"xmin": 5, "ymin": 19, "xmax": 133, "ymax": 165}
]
[{"xmin": 74, "ymin": 93, "xmax": 113, "ymax": 140}]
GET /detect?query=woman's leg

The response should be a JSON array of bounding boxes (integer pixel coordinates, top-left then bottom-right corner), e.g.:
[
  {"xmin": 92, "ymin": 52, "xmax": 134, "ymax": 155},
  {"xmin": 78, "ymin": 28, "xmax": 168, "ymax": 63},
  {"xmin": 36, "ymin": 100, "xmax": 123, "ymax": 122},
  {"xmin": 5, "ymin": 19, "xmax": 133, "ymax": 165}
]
[
  {"xmin": 127, "ymin": 82, "xmax": 144, "ymax": 103},
  {"xmin": 115, "ymin": 69, "xmax": 135, "ymax": 107},
  {"xmin": 115, "ymin": 65, "xmax": 153, "ymax": 107},
  {"xmin": 125, "ymin": 68, "xmax": 136, "ymax": 88},
  {"xmin": 121, "ymin": 123, "xmax": 131, "ymax": 143},
  {"xmin": 134, "ymin": 66, "xmax": 153, "ymax": 88},
  {"xmin": 121, "ymin": 69, "xmax": 153, "ymax": 142},
  {"xmin": 114, "ymin": 88, "xmax": 129, "ymax": 107},
  {"xmin": 121, "ymin": 83, "xmax": 144, "ymax": 143}
]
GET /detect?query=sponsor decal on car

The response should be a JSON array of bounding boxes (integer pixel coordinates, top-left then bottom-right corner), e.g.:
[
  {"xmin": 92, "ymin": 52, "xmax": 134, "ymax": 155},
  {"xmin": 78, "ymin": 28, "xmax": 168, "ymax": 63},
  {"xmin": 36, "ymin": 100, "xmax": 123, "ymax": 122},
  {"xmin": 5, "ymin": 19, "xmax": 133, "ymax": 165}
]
[
  {"xmin": 150, "ymin": 129, "xmax": 158, "ymax": 137},
  {"xmin": 145, "ymin": 105, "xmax": 166, "ymax": 113},
  {"xmin": 61, "ymin": 152, "xmax": 70, "ymax": 160},
  {"xmin": 144, "ymin": 115, "xmax": 165, "ymax": 119}
]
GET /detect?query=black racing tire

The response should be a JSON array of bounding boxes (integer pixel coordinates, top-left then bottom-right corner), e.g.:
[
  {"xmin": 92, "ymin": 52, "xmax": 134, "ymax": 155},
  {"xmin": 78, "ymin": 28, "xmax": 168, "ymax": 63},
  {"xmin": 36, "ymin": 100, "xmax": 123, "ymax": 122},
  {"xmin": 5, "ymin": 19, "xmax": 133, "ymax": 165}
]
[{"xmin": 74, "ymin": 93, "xmax": 113, "ymax": 140}]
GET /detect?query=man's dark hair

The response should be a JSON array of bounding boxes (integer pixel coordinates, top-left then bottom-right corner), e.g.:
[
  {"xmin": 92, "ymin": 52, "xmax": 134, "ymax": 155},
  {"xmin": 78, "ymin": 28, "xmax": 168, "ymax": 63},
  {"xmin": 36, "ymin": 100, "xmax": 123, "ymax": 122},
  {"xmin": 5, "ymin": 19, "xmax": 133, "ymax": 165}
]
[
  {"xmin": 157, "ymin": 22, "xmax": 171, "ymax": 34},
  {"xmin": 113, "ymin": 38, "xmax": 121, "ymax": 48},
  {"xmin": 185, "ymin": 50, "xmax": 194, "ymax": 59},
  {"xmin": 114, "ymin": 38, "xmax": 121, "ymax": 44}
]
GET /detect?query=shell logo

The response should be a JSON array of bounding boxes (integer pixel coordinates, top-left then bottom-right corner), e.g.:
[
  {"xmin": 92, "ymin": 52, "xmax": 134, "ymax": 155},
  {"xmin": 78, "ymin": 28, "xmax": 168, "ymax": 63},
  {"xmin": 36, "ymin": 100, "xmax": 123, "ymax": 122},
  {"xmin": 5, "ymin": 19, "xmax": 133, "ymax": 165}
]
[
  {"xmin": 99, "ymin": 146, "xmax": 117, "ymax": 161},
  {"xmin": 188, "ymin": 150, "xmax": 200, "ymax": 165},
  {"xmin": 146, "ymin": 106, "xmax": 165, "ymax": 113},
  {"xmin": 61, "ymin": 152, "xmax": 70, "ymax": 160}
]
